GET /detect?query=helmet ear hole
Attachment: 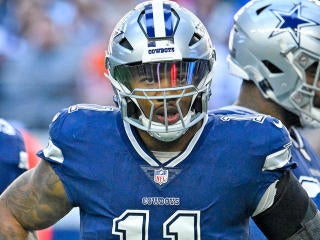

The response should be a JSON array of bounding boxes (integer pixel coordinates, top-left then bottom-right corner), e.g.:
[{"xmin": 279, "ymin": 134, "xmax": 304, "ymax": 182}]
[
  {"xmin": 262, "ymin": 60, "xmax": 283, "ymax": 74},
  {"xmin": 256, "ymin": 4, "xmax": 271, "ymax": 15},
  {"xmin": 189, "ymin": 33, "xmax": 202, "ymax": 46},
  {"xmin": 119, "ymin": 38, "xmax": 133, "ymax": 51}
]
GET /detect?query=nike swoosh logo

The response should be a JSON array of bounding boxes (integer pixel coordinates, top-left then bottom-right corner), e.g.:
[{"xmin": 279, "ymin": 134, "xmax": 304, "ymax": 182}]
[{"xmin": 272, "ymin": 119, "xmax": 283, "ymax": 128}]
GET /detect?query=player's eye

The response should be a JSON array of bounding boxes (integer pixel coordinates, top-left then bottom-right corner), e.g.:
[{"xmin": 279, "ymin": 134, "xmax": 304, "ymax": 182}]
[{"xmin": 139, "ymin": 77, "xmax": 155, "ymax": 85}]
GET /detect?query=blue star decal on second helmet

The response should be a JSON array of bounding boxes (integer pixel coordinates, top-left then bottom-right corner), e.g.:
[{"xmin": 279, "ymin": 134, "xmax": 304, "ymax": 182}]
[{"xmin": 269, "ymin": 3, "xmax": 317, "ymax": 43}]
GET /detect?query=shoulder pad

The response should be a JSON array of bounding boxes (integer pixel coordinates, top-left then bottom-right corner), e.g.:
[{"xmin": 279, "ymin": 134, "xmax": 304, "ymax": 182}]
[
  {"xmin": 40, "ymin": 104, "xmax": 119, "ymax": 164},
  {"xmin": 212, "ymin": 113, "xmax": 293, "ymax": 171}
]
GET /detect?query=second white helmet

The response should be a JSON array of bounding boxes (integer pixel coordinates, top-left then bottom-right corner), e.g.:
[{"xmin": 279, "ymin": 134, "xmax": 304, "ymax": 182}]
[{"xmin": 228, "ymin": 0, "xmax": 320, "ymax": 127}]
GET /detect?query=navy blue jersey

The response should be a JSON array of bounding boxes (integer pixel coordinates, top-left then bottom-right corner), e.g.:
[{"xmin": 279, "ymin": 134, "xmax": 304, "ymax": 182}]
[
  {"xmin": 0, "ymin": 118, "xmax": 27, "ymax": 193},
  {"xmin": 38, "ymin": 104, "xmax": 294, "ymax": 239},
  {"xmin": 213, "ymin": 105, "xmax": 320, "ymax": 240}
]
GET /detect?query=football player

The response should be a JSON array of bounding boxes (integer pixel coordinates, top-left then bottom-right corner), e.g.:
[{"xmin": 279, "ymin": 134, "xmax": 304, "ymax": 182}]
[
  {"xmin": 0, "ymin": 0, "xmax": 319, "ymax": 239},
  {"xmin": 0, "ymin": 119, "xmax": 28, "ymax": 193},
  {"xmin": 214, "ymin": 0, "xmax": 320, "ymax": 238}
]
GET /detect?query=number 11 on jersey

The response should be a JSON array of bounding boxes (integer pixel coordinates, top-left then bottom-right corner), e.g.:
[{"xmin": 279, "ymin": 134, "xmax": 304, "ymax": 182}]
[{"xmin": 112, "ymin": 210, "xmax": 201, "ymax": 240}]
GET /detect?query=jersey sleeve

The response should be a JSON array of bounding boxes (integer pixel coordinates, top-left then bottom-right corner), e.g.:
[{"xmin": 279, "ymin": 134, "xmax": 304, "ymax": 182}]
[
  {"xmin": 257, "ymin": 116, "xmax": 293, "ymax": 171},
  {"xmin": 37, "ymin": 106, "xmax": 90, "ymax": 205},
  {"xmin": 37, "ymin": 104, "xmax": 118, "ymax": 206},
  {"xmin": 247, "ymin": 116, "xmax": 295, "ymax": 215},
  {"xmin": 37, "ymin": 107, "xmax": 79, "ymax": 164},
  {"xmin": 214, "ymin": 113, "xmax": 295, "ymax": 216}
]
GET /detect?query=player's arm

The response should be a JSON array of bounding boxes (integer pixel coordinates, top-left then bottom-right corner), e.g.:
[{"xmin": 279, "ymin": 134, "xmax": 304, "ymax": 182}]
[
  {"xmin": 0, "ymin": 159, "xmax": 73, "ymax": 239},
  {"xmin": 253, "ymin": 171, "xmax": 320, "ymax": 239}
]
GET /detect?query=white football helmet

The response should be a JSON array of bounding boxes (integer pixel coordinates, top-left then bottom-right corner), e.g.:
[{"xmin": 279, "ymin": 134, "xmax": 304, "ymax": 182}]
[
  {"xmin": 228, "ymin": 0, "xmax": 320, "ymax": 127},
  {"xmin": 105, "ymin": 0, "xmax": 215, "ymax": 141}
]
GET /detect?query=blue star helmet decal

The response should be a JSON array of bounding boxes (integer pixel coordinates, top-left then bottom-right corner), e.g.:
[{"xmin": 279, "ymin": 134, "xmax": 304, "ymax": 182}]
[{"xmin": 270, "ymin": 3, "xmax": 318, "ymax": 43}]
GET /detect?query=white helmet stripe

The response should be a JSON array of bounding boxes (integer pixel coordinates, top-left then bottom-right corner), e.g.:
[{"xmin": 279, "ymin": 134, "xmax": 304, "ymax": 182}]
[
  {"xmin": 152, "ymin": 0, "xmax": 166, "ymax": 38},
  {"xmin": 145, "ymin": 1, "xmax": 173, "ymax": 40}
]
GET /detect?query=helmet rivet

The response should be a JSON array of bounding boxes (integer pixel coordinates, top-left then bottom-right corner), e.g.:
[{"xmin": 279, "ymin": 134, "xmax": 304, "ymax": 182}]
[
  {"xmin": 292, "ymin": 92, "xmax": 304, "ymax": 104},
  {"xmin": 298, "ymin": 54, "xmax": 309, "ymax": 68}
]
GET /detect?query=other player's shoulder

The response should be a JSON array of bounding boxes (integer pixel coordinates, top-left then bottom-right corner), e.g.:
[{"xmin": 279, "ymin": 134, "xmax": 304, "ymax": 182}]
[
  {"xmin": 0, "ymin": 118, "xmax": 27, "ymax": 166},
  {"xmin": 0, "ymin": 118, "xmax": 22, "ymax": 139}
]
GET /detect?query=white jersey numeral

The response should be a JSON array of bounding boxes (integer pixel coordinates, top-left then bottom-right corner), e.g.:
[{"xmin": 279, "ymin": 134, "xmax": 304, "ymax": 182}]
[
  {"xmin": 163, "ymin": 210, "xmax": 200, "ymax": 240},
  {"xmin": 113, "ymin": 210, "xmax": 201, "ymax": 240}
]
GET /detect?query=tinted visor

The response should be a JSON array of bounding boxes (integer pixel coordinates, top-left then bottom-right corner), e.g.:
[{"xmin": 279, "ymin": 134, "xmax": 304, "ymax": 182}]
[{"xmin": 114, "ymin": 59, "xmax": 211, "ymax": 90}]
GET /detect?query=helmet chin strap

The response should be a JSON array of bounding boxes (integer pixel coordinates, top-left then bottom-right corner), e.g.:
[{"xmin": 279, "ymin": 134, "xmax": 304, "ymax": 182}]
[{"xmin": 139, "ymin": 111, "xmax": 193, "ymax": 142}]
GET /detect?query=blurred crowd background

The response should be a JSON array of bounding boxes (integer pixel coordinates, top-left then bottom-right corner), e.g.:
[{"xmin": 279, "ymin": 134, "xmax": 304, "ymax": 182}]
[
  {"xmin": 0, "ymin": 0, "xmax": 319, "ymax": 239},
  {"xmin": 0, "ymin": 0, "xmax": 248, "ymax": 131}
]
